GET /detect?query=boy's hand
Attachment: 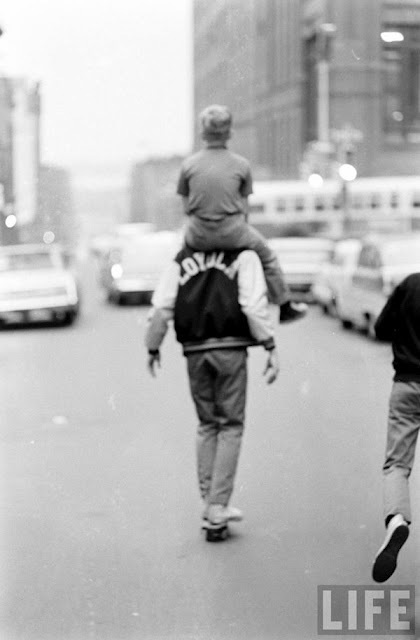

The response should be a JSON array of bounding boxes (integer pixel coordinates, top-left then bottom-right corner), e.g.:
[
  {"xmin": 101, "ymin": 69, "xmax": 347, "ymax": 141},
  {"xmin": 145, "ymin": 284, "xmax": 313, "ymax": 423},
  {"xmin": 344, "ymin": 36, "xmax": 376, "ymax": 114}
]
[
  {"xmin": 147, "ymin": 351, "xmax": 161, "ymax": 377},
  {"xmin": 263, "ymin": 349, "xmax": 279, "ymax": 384}
]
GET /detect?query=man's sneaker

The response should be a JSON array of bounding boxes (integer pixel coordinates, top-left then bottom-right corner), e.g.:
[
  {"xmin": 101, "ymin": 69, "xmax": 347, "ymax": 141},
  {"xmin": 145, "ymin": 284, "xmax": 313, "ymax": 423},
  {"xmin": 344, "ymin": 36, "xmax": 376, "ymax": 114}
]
[
  {"xmin": 204, "ymin": 504, "xmax": 243, "ymax": 528},
  {"xmin": 279, "ymin": 301, "xmax": 308, "ymax": 324},
  {"xmin": 221, "ymin": 505, "xmax": 243, "ymax": 522},
  {"xmin": 372, "ymin": 514, "xmax": 409, "ymax": 583}
]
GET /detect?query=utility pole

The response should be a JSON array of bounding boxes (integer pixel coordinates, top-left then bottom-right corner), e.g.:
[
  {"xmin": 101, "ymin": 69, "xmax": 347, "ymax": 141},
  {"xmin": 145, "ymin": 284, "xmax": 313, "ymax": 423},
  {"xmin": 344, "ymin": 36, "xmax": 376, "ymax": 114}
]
[
  {"xmin": 317, "ymin": 22, "xmax": 336, "ymax": 145},
  {"xmin": 301, "ymin": 22, "xmax": 337, "ymax": 181},
  {"xmin": 331, "ymin": 124, "xmax": 363, "ymax": 235}
]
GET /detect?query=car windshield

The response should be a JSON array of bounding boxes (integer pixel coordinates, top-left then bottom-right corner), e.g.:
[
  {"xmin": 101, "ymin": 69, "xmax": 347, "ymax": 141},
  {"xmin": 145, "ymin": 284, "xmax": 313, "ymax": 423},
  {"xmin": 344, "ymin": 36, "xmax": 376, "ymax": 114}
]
[
  {"xmin": 121, "ymin": 244, "xmax": 174, "ymax": 270},
  {"xmin": 275, "ymin": 250, "xmax": 332, "ymax": 263},
  {"xmin": 0, "ymin": 251, "xmax": 55, "ymax": 272},
  {"xmin": 383, "ymin": 242, "xmax": 420, "ymax": 265},
  {"xmin": 269, "ymin": 242, "xmax": 333, "ymax": 263}
]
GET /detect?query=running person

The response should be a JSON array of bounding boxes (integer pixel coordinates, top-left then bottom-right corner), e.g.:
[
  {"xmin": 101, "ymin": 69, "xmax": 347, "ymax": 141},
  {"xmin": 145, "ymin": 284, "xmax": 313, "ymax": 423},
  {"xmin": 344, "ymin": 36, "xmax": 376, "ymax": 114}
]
[{"xmin": 372, "ymin": 273, "xmax": 420, "ymax": 582}]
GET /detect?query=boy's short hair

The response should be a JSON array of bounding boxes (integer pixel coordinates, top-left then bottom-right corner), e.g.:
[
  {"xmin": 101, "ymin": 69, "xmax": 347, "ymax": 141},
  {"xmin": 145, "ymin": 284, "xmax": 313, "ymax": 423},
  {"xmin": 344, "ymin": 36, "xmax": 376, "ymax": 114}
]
[{"xmin": 199, "ymin": 104, "xmax": 232, "ymax": 141}]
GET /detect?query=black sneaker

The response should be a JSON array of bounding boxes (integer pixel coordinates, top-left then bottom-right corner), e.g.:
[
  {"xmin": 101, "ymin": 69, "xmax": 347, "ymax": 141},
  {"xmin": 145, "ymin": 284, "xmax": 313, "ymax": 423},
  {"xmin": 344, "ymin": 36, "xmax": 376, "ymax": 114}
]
[
  {"xmin": 279, "ymin": 301, "xmax": 308, "ymax": 324},
  {"xmin": 372, "ymin": 514, "xmax": 409, "ymax": 583}
]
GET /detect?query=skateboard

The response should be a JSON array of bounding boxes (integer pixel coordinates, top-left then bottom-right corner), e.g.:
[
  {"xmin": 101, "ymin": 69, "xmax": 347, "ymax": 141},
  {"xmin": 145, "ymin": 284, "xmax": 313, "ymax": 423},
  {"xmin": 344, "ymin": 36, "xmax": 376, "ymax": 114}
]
[
  {"xmin": 205, "ymin": 523, "xmax": 229, "ymax": 542},
  {"xmin": 202, "ymin": 519, "xmax": 229, "ymax": 542}
]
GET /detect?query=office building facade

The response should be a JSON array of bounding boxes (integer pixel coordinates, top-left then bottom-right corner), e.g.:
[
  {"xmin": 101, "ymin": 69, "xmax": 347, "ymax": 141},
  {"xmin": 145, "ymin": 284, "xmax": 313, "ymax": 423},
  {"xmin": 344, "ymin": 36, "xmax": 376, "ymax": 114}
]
[
  {"xmin": 193, "ymin": 0, "xmax": 420, "ymax": 179},
  {"xmin": 130, "ymin": 156, "xmax": 184, "ymax": 230},
  {"xmin": 0, "ymin": 77, "xmax": 41, "ymax": 242}
]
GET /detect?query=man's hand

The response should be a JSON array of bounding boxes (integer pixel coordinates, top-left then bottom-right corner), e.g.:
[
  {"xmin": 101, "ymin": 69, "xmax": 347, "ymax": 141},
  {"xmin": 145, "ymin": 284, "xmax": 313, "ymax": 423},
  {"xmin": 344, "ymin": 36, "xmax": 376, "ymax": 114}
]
[
  {"xmin": 147, "ymin": 351, "xmax": 161, "ymax": 377},
  {"xmin": 263, "ymin": 348, "xmax": 279, "ymax": 384}
]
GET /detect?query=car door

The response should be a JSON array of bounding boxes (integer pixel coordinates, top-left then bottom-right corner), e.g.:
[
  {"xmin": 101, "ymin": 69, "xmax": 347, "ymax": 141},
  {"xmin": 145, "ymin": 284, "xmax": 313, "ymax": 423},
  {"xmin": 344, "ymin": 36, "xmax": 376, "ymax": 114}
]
[{"xmin": 349, "ymin": 244, "xmax": 382, "ymax": 327}]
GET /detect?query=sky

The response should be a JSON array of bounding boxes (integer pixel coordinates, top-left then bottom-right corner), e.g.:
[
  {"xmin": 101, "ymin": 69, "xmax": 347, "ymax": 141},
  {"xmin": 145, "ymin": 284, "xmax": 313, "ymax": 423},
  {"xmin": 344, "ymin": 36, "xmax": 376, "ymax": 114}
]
[{"xmin": 0, "ymin": 0, "xmax": 193, "ymax": 173}]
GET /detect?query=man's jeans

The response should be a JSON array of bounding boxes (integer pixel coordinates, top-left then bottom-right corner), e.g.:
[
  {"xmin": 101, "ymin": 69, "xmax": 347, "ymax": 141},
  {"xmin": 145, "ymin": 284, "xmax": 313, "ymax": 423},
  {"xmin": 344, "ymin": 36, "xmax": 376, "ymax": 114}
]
[
  {"xmin": 383, "ymin": 380, "xmax": 420, "ymax": 524},
  {"xmin": 186, "ymin": 348, "xmax": 247, "ymax": 507}
]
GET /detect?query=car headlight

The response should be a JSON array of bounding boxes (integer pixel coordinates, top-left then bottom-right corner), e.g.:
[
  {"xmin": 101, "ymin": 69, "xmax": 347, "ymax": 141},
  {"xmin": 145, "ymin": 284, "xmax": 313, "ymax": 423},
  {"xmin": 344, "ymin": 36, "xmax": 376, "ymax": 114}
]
[{"xmin": 111, "ymin": 263, "xmax": 123, "ymax": 279}]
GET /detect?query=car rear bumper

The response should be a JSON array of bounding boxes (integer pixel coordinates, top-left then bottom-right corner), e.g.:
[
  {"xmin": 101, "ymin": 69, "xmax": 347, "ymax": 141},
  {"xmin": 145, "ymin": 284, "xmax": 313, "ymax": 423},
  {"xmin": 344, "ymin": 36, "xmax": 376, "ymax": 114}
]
[
  {"xmin": 0, "ymin": 296, "xmax": 78, "ymax": 317},
  {"xmin": 286, "ymin": 282, "xmax": 315, "ymax": 302},
  {"xmin": 112, "ymin": 279, "xmax": 157, "ymax": 294}
]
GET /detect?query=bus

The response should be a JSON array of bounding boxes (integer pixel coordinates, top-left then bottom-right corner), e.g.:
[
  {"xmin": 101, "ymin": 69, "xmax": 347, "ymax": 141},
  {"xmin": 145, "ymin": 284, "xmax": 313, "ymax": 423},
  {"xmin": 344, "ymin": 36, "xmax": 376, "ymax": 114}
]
[{"xmin": 248, "ymin": 176, "xmax": 420, "ymax": 238}]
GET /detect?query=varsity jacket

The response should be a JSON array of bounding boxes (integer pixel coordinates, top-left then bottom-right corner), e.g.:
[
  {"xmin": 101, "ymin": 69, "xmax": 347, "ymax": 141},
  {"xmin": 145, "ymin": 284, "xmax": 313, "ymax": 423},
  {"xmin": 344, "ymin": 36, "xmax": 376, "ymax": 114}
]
[{"xmin": 145, "ymin": 246, "xmax": 275, "ymax": 355}]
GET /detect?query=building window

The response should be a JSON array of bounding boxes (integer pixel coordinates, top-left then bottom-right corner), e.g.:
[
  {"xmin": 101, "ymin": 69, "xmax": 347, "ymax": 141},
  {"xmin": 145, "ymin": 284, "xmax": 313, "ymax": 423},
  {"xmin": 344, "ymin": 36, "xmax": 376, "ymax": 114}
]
[
  {"xmin": 412, "ymin": 192, "xmax": 420, "ymax": 208},
  {"xmin": 249, "ymin": 204, "xmax": 265, "ymax": 214},
  {"xmin": 276, "ymin": 198, "xmax": 286, "ymax": 213},
  {"xmin": 382, "ymin": 24, "xmax": 420, "ymax": 142},
  {"xmin": 295, "ymin": 196, "xmax": 305, "ymax": 211}
]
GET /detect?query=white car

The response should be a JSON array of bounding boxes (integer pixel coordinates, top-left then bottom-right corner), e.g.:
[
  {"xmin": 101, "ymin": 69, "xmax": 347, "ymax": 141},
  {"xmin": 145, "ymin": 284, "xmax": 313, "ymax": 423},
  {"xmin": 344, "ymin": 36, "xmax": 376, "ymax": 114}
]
[
  {"xmin": 0, "ymin": 244, "xmax": 80, "ymax": 325},
  {"xmin": 268, "ymin": 236, "xmax": 334, "ymax": 302},
  {"xmin": 336, "ymin": 234, "xmax": 420, "ymax": 338},
  {"xmin": 90, "ymin": 223, "xmax": 156, "ymax": 261},
  {"xmin": 312, "ymin": 238, "xmax": 361, "ymax": 315},
  {"xmin": 102, "ymin": 231, "xmax": 181, "ymax": 304}
]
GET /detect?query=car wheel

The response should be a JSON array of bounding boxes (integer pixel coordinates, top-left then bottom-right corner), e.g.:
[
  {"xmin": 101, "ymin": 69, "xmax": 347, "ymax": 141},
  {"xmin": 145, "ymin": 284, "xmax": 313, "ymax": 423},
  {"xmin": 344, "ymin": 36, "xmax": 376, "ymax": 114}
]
[
  {"xmin": 328, "ymin": 297, "xmax": 338, "ymax": 317},
  {"xmin": 108, "ymin": 291, "xmax": 122, "ymax": 305},
  {"xmin": 63, "ymin": 311, "xmax": 77, "ymax": 326},
  {"xmin": 341, "ymin": 318, "xmax": 353, "ymax": 330},
  {"xmin": 54, "ymin": 309, "xmax": 78, "ymax": 326},
  {"xmin": 52, "ymin": 311, "xmax": 65, "ymax": 324},
  {"xmin": 336, "ymin": 299, "xmax": 353, "ymax": 330}
]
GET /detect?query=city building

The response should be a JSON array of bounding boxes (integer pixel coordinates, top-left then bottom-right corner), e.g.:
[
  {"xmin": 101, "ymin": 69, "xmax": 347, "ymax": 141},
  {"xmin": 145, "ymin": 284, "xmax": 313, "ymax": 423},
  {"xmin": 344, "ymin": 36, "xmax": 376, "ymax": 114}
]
[
  {"xmin": 0, "ymin": 76, "xmax": 41, "ymax": 243},
  {"xmin": 73, "ymin": 166, "xmax": 129, "ymax": 243},
  {"xmin": 35, "ymin": 165, "xmax": 78, "ymax": 250},
  {"xmin": 193, "ymin": 0, "xmax": 420, "ymax": 179},
  {"xmin": 130, "ymin": 156, "xmax": 184, "ymax": 231}
]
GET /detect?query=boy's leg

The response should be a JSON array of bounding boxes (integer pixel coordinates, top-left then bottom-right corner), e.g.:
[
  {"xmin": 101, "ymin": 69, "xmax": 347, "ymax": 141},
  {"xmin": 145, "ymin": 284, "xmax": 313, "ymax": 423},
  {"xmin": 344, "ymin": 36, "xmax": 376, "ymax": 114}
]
[
  {"xmin": 382, "ymin": 381, "xmax": 420, "ymax": 524},
  {"xmin": 372, "ymin": 380, "xmax": 419, "ymax": 582},
  {"xmin": 186, "ymin": 352, "xmax": 218, "ymax": 503},
  {"xmin": 205, "ymin": 349, "xmax": 247, "ymax": 507},
  {"xmin": 232, "ymin": 225, "xmax": 290, "ymax": 306},
  {"xmin": 185, "ymin": 216, "xmax": 306, "ymax": 321},
  {"xmin": 234, "ymin": 226, "xmax": 308, "ymax": 322}
]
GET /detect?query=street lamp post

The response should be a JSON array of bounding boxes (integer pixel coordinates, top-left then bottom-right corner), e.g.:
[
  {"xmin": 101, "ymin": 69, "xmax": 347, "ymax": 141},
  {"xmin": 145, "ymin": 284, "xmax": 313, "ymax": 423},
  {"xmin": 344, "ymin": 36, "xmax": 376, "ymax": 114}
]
[
  {"xmin": 317, "ymin": 23, "xmax": 336, "ymax": 145},
  {"xmin": 338, "ymin": 163, "xmax": 357, "ymax": 235},
  {"xmin": 331, "ymin": 125, "xmax": 363, "ymax": 235}
]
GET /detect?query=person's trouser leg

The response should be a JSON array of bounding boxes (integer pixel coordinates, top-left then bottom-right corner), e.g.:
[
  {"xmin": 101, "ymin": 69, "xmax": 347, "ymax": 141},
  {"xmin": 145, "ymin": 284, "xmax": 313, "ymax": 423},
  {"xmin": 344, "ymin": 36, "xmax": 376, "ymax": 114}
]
[
  {"xmin": 187, "ymin": 352, "xmax": 218, "ymax": 501},
  {"xmin": 187, "ymin": 349, "xmax": 247, "ymax": 506},
  {"xmin": 207, "ymin": 349, "xmax": 247, "ymax": 506},
  {"xmin": 239, "ymin": 226, "xmax": 290, "ymax": 305},
  {"xmin": 383, "ymin": 381, "xmax": 420, "ymax": 524}
]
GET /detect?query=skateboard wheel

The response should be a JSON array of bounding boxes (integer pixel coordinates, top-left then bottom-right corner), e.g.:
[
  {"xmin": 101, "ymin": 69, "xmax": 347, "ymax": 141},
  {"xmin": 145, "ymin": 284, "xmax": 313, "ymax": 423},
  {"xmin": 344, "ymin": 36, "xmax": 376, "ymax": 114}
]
[{"xmin": 205, "ymin": 525, "xmax": 229, "ymax": 542}]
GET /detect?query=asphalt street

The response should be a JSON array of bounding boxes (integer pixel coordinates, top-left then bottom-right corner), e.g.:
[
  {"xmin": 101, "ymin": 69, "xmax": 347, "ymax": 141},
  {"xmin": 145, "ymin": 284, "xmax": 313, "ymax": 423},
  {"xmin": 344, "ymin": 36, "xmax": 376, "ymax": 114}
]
[{"xmin": 0, "ymin": 257, "xmax": 418, "ymax": 640}]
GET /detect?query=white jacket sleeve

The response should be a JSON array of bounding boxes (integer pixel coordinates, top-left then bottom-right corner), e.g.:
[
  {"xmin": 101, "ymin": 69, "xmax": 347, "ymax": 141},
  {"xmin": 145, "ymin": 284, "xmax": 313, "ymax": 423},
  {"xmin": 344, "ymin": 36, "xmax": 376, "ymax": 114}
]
[
  {"xmin": 144, "ymin": 261, "xmax": 180, "ymax": 352},
  {"xmin": 237, "ymin": 250, "xmax": 275, "ymax": 347}
]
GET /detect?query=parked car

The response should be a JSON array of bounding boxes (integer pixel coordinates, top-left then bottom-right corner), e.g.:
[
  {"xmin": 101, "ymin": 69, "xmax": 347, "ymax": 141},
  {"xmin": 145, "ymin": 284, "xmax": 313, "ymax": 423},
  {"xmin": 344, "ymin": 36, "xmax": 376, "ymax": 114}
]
[
  {"xmin": 311, "ymin": 238, "xmax": 361, "ymax": 315},
  {"xmin": 336, "ymin": 234, "xmax": 420, "ymax": 337},
  {"xmin": 0, "ymin": 243, "xmax": 80, "ymax": 325},
  {"xmin": 101, "ymin": 231, "xmax": 181, "ymax": 304},
  {"xmin": 90, "ymin": 223, "xmax": 156, "ymax": 261},
  {"xmin": 267, "ymin": 236, "xmax": 334, "ymax": 301}
]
